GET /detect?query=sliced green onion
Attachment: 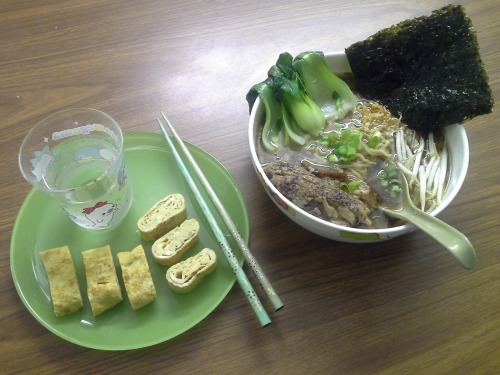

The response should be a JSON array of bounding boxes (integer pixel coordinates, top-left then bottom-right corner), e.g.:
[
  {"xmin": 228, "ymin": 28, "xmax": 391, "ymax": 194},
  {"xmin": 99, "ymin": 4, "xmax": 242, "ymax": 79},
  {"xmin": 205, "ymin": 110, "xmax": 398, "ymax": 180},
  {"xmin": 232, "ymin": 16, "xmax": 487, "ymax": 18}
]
[
  {"xmin": 320, "ymin": 128, "xmax": 361, "ymax": 164},
  {"xmin": 339, "ymin": 180, "xmax": 360, "ymax": 193},
  {"xmin": 327, "ymin": 153, "xmax": 338, "ymax": 163},
  {"xmin": 368, "ymin": 131, "xmax": 382, "ymax": 148},
  {"xmin": 347, "ymin": 147, "xmax": 357, "ymax": 157},
  {"xmin": 348, "ymin": 181, "xmax": 360, "ymax": 191},
  {"xmin": 389, "ymin": 178, "xmax": 400, "ymax": 185}
]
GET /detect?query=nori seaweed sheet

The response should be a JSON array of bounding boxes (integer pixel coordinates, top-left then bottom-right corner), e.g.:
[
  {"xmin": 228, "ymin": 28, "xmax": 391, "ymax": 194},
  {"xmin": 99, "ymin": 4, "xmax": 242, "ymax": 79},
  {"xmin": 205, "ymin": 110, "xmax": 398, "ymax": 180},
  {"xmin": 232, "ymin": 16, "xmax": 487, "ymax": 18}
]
[{"xmin": 345, "ymin": 5, "xmax": 494, "ymax": 133}]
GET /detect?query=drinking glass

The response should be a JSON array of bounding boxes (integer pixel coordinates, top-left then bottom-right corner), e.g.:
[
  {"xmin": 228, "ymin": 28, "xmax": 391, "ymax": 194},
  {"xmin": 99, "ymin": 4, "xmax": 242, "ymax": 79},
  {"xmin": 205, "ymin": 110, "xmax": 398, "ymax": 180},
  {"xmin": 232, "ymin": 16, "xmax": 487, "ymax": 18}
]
[{"xmin": 19, "ymin": 108, "xmax": 133, "ymax": 230}]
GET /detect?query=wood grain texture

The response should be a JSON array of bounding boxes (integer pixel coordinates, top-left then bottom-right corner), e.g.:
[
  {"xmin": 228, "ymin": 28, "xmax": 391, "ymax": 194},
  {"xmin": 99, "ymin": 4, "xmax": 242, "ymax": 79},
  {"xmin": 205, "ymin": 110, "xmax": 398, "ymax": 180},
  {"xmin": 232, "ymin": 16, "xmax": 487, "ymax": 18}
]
[{"xmin": 1, "ymin": 0, "xmax": 499, "ymax": 374}]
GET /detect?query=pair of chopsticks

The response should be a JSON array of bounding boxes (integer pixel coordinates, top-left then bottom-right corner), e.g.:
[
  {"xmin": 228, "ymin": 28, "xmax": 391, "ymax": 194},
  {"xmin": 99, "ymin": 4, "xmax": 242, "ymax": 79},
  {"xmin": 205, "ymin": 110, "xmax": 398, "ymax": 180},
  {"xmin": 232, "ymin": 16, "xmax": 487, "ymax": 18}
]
[{"xmin": 157, "ymin": 112, "xmax": 283, "ymax": 327}]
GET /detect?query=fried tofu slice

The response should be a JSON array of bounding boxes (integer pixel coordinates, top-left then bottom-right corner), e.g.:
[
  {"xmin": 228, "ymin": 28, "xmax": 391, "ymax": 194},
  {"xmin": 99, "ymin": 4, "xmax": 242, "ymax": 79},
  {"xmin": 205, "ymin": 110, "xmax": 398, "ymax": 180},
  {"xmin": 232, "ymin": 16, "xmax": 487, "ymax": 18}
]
[
  {"xmin": 117, "ymin": 245, "xmax": 157, "ymax": 310},
  {"xmin": 39, "ymin": 246, "xmax": 83, "ymax": 317},
  {"xmin": 82, "ymin": 245, "xmax": 123, "ymax": 316}
]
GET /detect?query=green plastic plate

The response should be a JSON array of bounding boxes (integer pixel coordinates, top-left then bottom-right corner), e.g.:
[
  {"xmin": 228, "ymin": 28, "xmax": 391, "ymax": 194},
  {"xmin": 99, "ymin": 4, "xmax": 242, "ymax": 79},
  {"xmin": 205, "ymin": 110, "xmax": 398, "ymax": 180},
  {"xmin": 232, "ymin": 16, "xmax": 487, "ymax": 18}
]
[{"xmin": 10, "ymin": 132, "xmax": 248, "ymax": 350}]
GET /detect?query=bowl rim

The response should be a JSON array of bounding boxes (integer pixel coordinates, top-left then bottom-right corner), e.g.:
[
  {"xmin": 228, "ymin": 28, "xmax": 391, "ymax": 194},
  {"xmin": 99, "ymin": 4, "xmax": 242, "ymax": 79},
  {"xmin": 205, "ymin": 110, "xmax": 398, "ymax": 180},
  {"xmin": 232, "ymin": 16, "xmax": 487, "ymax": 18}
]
[{"xmin": 248, "ymin": 51, "xmax": 469, "ymax": 236}]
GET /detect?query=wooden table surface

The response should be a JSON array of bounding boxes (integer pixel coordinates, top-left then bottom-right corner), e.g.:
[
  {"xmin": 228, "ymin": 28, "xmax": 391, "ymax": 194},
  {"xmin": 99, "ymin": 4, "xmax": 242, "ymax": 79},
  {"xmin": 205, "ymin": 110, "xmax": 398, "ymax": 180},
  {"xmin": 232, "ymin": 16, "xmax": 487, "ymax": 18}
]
[{"xmin": 1, "ymin": 1, "xmax": 499, "ymax": 374}]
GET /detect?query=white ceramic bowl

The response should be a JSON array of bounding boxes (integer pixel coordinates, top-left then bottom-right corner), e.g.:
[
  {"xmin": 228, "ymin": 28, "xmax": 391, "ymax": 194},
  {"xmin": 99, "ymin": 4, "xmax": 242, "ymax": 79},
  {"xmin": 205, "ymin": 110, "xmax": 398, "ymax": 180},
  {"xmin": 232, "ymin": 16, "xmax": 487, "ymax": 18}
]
[{"xmin": 248, "ymin": 52, "xmax": 469, "ymax": 243}]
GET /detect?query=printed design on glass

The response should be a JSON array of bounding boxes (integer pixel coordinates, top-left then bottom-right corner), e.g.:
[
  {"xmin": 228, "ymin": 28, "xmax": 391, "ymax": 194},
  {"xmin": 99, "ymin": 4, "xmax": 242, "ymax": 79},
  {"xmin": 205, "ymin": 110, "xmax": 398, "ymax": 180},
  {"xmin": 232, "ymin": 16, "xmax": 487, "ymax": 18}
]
[
  {"xmin": 31, "ymin": 139, "xmax": 126, "ymax": 229},
  {"xmin": 118, "ymin": 162, "xmax": 127, "ymax": 190},
  {"xmin": 30, "ymin": 145, "xmax": 56, "ymax": 182},
  {"xmin": 74, "ymin": 146, "xmax": 115, "ymax": 165},
  {"xmin": 82, "ymin": 201, "xmax": 117, "ymax": 228}
]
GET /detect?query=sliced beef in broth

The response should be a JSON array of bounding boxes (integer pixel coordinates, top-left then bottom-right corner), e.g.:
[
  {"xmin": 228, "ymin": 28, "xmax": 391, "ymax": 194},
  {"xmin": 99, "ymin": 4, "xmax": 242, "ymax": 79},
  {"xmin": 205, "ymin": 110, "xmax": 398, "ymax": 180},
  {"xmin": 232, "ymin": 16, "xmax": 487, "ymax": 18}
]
[{"xmin": 263, "ymin": 160, "xmax": 373, "ymax": 227}]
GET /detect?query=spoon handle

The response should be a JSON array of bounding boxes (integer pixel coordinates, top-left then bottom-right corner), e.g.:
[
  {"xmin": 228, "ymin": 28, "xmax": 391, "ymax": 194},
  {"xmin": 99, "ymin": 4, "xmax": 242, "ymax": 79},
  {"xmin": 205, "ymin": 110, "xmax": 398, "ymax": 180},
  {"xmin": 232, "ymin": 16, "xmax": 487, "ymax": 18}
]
[{"xmin": 384, "ymin": 207, "xmax": 477, "ymax": 269}]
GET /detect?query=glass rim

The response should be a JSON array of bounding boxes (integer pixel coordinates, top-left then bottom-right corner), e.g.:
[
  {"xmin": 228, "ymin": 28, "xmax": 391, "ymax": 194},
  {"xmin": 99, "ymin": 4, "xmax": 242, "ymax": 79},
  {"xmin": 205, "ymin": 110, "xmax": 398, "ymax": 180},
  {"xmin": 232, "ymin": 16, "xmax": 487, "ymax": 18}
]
[{"xmin": 18, "ymin": 108, "xmax": 124, "ymax": 194}]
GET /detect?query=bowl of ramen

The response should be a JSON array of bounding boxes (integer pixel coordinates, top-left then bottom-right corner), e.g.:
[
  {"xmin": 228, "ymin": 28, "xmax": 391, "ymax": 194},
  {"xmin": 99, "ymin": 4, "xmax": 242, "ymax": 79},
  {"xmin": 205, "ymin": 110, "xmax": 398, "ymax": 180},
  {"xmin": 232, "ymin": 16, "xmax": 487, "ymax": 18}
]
[{"xmin": 248, "ymin": 52, "xmax": 469, "ymax": 243}]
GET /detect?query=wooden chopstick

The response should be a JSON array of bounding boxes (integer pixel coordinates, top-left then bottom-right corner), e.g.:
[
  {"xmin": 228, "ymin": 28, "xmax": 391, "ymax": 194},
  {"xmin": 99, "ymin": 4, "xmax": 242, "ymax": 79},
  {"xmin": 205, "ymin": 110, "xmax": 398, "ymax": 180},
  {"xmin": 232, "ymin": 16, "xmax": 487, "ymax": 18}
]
[{"xmin": 157, "ymin": 115, "xmax": 273, "ymax": 326}]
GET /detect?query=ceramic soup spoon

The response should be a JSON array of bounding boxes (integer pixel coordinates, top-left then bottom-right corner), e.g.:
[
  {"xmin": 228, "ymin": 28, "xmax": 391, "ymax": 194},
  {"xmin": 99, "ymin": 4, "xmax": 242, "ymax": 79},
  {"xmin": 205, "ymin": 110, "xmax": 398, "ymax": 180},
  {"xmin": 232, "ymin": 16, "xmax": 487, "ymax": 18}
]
[{"xmin": 382, "ymin": 175, "xmax": 476, "ymax": 269}]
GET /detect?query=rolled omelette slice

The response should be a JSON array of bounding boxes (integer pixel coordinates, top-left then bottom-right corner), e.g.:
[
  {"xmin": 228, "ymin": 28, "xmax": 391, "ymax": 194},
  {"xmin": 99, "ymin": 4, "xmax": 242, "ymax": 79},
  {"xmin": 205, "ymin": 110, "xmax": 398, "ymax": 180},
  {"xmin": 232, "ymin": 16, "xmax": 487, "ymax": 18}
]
[
  {"xmin": 82, "ymin": 245, "xmax": 123, "ymax": 316},
  {"xmin": 152, "ymin": 218, "xmax": 199, "ymax": 265},
  {"xmin": 166, "ymin": 248, "xmax": 217, "ymax": 293},
  {"xmin": 117, "ymin": 245, "xmax": 157, "ymax": 310},
  {"xmin": 39, "ymin": 246, "xmax": 83, "ymax": 317},
  {"xmin": 138, "ymin": 193, "xmax": 187, "ymax": 241}
]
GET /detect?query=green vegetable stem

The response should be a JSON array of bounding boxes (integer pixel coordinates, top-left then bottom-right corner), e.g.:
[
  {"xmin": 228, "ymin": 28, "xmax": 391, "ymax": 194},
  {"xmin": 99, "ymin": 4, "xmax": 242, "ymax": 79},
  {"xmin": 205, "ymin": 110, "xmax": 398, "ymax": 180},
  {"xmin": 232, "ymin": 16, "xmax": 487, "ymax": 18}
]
[
  {"xmin": 247, "ymin": 82, "xmax": 283, "ymax": 152},
  {"xmin": 246, "ymin": 51, "xmax": 357, "ymax": 151},
  {"xmin": 268, "ymin": 56, "xmax": 325, "ymax": 138},
  {"xmin": 293, "ymin": 51, "xmax": 358, "ymax": 122}
]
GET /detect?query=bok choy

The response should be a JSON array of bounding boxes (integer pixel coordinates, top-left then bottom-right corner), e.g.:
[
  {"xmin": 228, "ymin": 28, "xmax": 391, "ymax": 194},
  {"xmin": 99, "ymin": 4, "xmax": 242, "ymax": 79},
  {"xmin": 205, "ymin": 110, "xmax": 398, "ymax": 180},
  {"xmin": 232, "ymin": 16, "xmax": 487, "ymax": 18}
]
[
  {"xmin": 293, "ymin": 51, "xmax": 357, "ymax": 121},
  {"xmin": 247, "ymin": 51, "xmax": 357, "ymax": 152},
  {"xmin": 247, "ymin": 82, "xmax": 283, "ymax": 152},
  {"xmin": 267, "ymin": 54, "xmax": 325, "ymax": 138}
]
